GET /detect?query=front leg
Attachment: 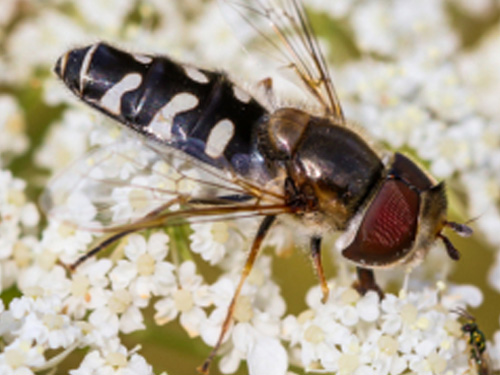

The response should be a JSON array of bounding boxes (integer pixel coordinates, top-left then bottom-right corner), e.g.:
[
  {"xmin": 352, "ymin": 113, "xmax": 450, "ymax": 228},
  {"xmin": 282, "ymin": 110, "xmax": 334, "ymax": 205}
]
[
  {"xmin": 198, "ymin": 215, "xmax": 276, "ymax": 375},
  {"xmin": 310, "ymin": 236, "xmax": 329, "ymax": 303},
  {"xmin": 353, "ymin": 267, "xmax": 384, "ymax": 299}
]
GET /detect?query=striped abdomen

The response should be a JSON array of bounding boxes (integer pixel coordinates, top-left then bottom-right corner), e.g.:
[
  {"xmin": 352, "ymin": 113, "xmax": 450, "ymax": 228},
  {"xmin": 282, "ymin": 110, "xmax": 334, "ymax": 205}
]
[{"xmin": 55, "ymin": 43, "xmax": 269, "ymax": 178}]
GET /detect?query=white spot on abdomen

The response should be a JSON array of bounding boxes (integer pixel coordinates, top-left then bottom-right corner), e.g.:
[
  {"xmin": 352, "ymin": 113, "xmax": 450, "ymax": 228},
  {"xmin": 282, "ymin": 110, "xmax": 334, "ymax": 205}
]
[
  {"xmin": 58, "ymin": 52, "xmax": 69, "ymax": 78},
  {"xmin": 133, "ymin": 54, "xmax": 153, "ymax": 64},
  {"xmin": 184, "ymin": 65, "xmax": 209, "ymax": 84},
  {"xmin": 100, "ymin": 73, "xmax": 142, "ymax": 114},
  {"xmin": 147, "ymin": 93, "xmax": 199, "ymax": 140},
  {"xmin": 205, "ymin": 119, "xmax": 235, "ymax": 158},
  {"xmin": 79, "ymin": 44, "xmax": 99, "ymax": 92},
  {"xmin": 233, "ymin": 86, "xmax": 251, "ymax": 103}
]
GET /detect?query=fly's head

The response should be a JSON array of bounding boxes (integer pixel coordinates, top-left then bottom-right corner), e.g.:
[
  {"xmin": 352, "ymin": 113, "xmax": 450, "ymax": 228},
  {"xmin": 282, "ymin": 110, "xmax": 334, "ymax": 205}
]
[{"xmin": 341, "ymin": 152, "xmax": 472, "ymax": 268}]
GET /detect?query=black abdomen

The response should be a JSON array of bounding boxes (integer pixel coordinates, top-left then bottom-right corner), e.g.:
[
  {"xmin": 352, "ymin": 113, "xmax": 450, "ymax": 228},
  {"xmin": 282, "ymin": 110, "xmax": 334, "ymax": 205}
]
[{"xmin": 55, "ymin": 43, "xmax": 268, "ymax": 177}]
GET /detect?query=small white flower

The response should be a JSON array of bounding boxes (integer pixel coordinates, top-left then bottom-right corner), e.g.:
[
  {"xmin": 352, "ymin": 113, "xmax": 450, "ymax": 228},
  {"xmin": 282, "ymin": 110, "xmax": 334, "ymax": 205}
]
[
  {"xmin": 76, "ymin": 233, "xmax": 173, "ymax": 338},
  {"xmin": 461, "ymin": 170, "xmax": 500, "ymax": 248},
  {"xmin": 443, "ymin": 284, "xmax": 484, "ymax": 309},
  {"xmin": 5, "ymin": 10, "xmax": 88, "ymax": 83},
  {"xmin": 70, "ymin": 339, "xmax": 154, "ymax": 375},
  {"xmin": 0, "ymin": 95, "xmax": 28, "ymax": 162},
  {"xmin": 69, "ymin": 350, "xmax": 105, "ymax": 375},
  {"xmin": 188, "ymin": 1, "xmax": 260, "ymax": 75},
  {"xmin": 65, "ymin": 259, "xmax": 114, "ymax": 317},
  {"xmin": 247, "ymin": 336, "xmax": 288, "ymax": 375},
  {"xmin": 154, "ymin": 260, "xmax": 210, "ymax": 337},
  {"xmin": 351, "ymin": 1, "xmax": 395, "ymax": 55},
  {"xmin": 283, "ymin": 285, "xmax": 474, "ymax": 373},
  {"xmin": 419, "ymin": 64, "xmax": 475, "ymax": 122},
  {"xmin": 35, "ymin": 109, "xmax": 96, "ymax": 173},
  {"xmin": 18, "ymin": 255, "xmax": 70, "ymax": 295},
  {"xmin": 0, "ymin": 338, "xmax": 46, "ymax": 374},
  {"xmin": 19, "ymin": 311, "xmax": 80, "ymax": 349},
  {"xmin": 73, "ymin": 0, "xmax": 135, "ymax": 33},
  {"xmin": 0, "ymin": 292, "xmax": 81, "ymax": 373},
  {"xmin": 458, "ymin": 25, "xmax": 500, "ymax": 119},
  {"xmin": 263, "ymin": 223, "xmax": 297, "ymax": 258},
  {"xmin": 39, "ymin": 221, "xmax": 95, "ymax": 265},
  {"xmin": 356, "ymin": 292, "xmax": 381, "ymax": 322},
  {"xmin": 489, "ymin": 330, "xmax": 500, "ymax": 371},
  {"xmin": 190, "ymin": 221, "xmax": 246, "ymax": 265},
  {"xmin": 218, "ymin": 311, "xmax": 285, "ymax": 374},
  {"xmin": 110, "ymin": 232, "xmax": 175, "ymax": 305},
  {"xmin": 200, "ymin": 256, "xmax": 286, "ymax": 373},
  {"xmin": 350, "ymin": 0, "xmax": 457, "ymax": 59},
  {"xmin": 105, "ymin": 289, "xmax": 145, "ymax": 335},
  {"xmin": 86, "ymin": 306, "xmax": 120, "ymax": 345},
  {"xmin": 0, "ymin": 170, "xmax": 37, "ymax": 260}
]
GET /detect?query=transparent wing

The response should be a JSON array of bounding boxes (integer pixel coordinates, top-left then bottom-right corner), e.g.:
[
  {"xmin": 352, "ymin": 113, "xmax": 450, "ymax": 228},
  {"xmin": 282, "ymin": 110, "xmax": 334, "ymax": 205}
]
[
  {"xmin": 221, "ymin": 0, "xmax": 344, "ymax": 121},
  {"xmin": 40, "ymin": 138, "xmax": 287, "ymax": 232}
]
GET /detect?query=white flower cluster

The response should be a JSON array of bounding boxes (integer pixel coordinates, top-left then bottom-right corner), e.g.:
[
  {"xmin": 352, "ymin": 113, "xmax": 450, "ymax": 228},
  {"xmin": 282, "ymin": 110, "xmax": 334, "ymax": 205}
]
[
  {"xmin": 0, "ymin": 0, "xmax": 499, "ymax": 375},
  {"xmin": 283, "ymin": 287, "xmax": 474, "ymax": 375},
  {"xmin": 0, "ymin": 96, "xmax": 29, "ymax": 166},
  {"xmin": 0, "ymin": 170, "xmax": 39, "ymax": 292}
]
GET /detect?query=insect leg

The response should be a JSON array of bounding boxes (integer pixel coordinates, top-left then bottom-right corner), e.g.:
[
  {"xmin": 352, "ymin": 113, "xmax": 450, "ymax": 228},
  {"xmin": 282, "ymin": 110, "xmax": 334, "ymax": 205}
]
[
  {"xmin": 310, "ymin": 236, "xmax": 329, "ymax": 303},
  {"xmin": 198, "ymin": 214, "xmax": 276, "ymax": 375},
  {"xmin": 353, "ymin": 267, "xmax": 384, "ymax": 299},
  {"xmin": 70, "ymin": 229, "xmax": 136, "ymax": 270},
  {"xmin": 70, "ymin": 198, "xmax": 184, "ymax": 269}
]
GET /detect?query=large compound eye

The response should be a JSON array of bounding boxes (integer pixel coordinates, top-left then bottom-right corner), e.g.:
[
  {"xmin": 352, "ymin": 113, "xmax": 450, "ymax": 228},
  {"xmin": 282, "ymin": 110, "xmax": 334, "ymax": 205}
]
[{"xmin": 342, "ymin": 178, "xmax": 420, "ymax": 266}]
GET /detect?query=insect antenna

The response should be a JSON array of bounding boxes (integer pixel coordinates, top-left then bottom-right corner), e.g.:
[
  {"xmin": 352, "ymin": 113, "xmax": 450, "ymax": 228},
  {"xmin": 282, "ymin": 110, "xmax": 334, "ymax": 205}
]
[
  {"xmin": 445, "ymin": 220, "xmax": 474, "ymax": 237},
  {"xmin": 437, "ymin": 219, "xmax": 474, "ymax": 261},
  {"xmin": 438, "ymin": 233, "xmax": 461, "ymax": 261}
]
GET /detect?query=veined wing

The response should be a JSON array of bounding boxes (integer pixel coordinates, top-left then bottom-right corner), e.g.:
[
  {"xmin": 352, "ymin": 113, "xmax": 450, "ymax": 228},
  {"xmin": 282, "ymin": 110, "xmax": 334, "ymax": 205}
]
[
  {"xmin": 221, "ymin": 0, "xmax": 345, "ymax": 122},
  {"xmin": 40, "ymin": 138, "xmax": 288, "ymax": 232}
]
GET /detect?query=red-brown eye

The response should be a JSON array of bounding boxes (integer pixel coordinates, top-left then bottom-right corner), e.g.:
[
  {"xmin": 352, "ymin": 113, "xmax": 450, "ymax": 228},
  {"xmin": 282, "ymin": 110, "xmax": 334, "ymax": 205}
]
[{"xmin": 342, "ymin": 178, "xmax": 419, "ymax": 266}]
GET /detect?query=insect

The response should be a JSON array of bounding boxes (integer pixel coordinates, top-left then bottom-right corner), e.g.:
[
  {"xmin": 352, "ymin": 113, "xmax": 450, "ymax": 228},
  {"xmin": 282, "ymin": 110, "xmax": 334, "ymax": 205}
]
[
  {"xmin": 454, "ymin": 308, "xmax": 492, "ymax": 375},
  {"xmin": 43, "ymin": 0, "xmax": 473, "ymax": 373}
]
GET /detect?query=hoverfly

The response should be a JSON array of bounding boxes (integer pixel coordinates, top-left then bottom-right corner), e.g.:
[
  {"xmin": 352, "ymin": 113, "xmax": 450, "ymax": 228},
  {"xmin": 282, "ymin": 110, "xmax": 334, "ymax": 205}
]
[
  {"xmin": 454, "ymin": 308, "xmax": 495, "ymax": 375},
  {"xmin": 43, "ymin": 0, "xmax": 472, "ymax": 373}
]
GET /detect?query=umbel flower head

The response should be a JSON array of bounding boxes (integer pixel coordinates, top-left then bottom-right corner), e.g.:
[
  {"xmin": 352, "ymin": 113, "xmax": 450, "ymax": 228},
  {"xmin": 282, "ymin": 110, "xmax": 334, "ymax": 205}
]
[{"xmin": 0, "ymin": 1, "xmax": 500, "ymax": 375}]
